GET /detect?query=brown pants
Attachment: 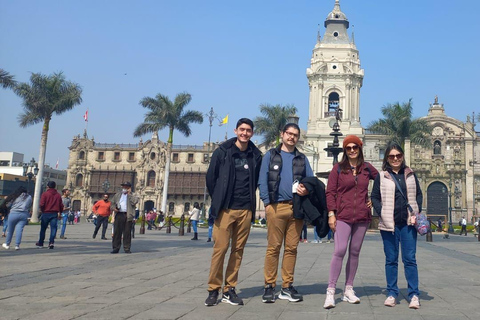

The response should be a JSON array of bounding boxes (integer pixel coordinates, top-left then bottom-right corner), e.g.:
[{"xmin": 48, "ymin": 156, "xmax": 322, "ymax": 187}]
[
  {"xmin": 207, "ymin": 209, "xmax": 252, "ymax": 292},
  {"xmin": 264, "ymin": 203, "xmax": 303, "ymax": 288}
]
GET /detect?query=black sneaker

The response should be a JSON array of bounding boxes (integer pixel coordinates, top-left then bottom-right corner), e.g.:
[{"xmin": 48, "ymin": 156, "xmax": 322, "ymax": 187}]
[
  {"xmin": 278, "ymin": 285, "xmax": 303, "ymax": 302},
  {"xmin": 222, "ymin": 287, "xmax": 244, "ymax": 305},
  {"xmin": 262, "ymin": 284, "xmax": 276, "ymax": 303},
  {"xmin": 205, "ymin": 290, "xmax": 219, "ymax": 306},
  {"xmin": 48, "ymin": 243, "xmax": 54, "ymax": 249}
]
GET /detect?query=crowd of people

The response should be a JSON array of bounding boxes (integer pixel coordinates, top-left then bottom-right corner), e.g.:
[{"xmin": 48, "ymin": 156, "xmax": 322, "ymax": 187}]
[{"xmin": 5, "ymin": 117, "xmax": 480, "ymax": 312}]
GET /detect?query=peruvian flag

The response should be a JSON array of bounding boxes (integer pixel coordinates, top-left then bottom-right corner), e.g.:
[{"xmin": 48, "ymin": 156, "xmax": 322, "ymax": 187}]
[
  {"xmin": 83, "ymin": 110, "xmax": 88, "ymax": 122},
  {"xmin": 55, "ymin": 158, "xmax": 59, "ymax": 169}
]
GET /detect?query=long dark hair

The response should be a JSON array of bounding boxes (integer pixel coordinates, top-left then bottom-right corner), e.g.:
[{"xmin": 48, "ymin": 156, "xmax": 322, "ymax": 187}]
[
  {"xmin": 5, "ymin": 186, "xmax": 28, "ymax": 204},
  {"xmin": 382, "ymin": 142, "xmax": 407, "ymax": 171},
  {"xmin": 338, "ymin": 145, "xmax": 365, "ymax": 172}
]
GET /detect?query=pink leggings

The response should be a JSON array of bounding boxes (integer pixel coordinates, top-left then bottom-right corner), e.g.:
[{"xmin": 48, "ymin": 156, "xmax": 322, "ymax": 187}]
[{"xmin": 328, "ymin": 220, "xmax": 369, "ymax": 288}]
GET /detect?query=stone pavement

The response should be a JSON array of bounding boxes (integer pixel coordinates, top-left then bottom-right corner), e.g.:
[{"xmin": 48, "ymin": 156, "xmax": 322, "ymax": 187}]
[{"xmin": 0, "ymin": 222, "xmax": 479, "ymax": 320}]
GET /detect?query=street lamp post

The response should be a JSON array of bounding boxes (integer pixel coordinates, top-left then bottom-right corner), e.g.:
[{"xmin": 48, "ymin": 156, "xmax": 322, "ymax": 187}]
[
  {"xmin": 202, "ymin": 107, "xmax": 218, "ymax": 220},
  {"xmin": 448, "ymin": 179, "xmax": 454, "ymax": 234},
  {"xmin": 22, "ymin": 158, "xmax": 38, "ymax": 195}
]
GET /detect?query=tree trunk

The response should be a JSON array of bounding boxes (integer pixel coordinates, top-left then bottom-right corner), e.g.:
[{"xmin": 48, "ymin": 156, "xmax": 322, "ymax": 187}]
[
  {"xmin": 161, "ymin": 128, "xmax": 174, "ymax": 214},
  {"xmin": 31, "ymin": 118, "xmax": 50, "ymax": 222}
]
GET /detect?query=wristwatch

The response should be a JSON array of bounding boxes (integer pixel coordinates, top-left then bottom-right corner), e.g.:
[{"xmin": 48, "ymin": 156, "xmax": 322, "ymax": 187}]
[{"xmin": 328, "ymin": 212, "xmax": 335, "ymax": 217}]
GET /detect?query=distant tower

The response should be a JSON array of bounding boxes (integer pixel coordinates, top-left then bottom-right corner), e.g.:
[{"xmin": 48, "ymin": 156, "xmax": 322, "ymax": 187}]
[{"xmin": 305, "ymin": 0, "xmax": 364, "ymax": 173}]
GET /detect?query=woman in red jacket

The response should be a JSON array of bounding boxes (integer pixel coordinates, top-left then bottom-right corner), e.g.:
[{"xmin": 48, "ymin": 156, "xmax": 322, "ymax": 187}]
[{"xmin": 323, "ymin": 135, "xmax": 378, "ymax": 309}]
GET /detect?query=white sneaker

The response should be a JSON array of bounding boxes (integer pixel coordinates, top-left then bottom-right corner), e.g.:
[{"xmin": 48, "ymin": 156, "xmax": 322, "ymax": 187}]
[
  {"xmin": 342, "ymin": 285, "xmax": 360, "ymax": 304},
  {"xmin": 15, "ymin": 246, "xmax": 20, "ymax": 251},
  {"xmin": 409, "ymin": 295, "xmax": 420, "ymax": 309},
  {"xmin": 2, "ymin": 243, "xmax": 9, "ymax": 250},
  {"xmin": 323, "ymin": 288, "xmax": 336, "ymax": 309},
  {"xmin": 384, "ymin": 296, "xmax": 396, "ymax": 307}
]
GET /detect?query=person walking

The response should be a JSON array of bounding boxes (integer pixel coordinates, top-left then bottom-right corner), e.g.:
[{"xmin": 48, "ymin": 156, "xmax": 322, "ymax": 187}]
[
  {"xmin": 204, "ymin": 118, "xmax": 262, "ymax": 307},
  {"xmin": 189, "ymin": 203, "xmax": 201, "ymax": 240},
  {"xmin": 110, "ymin": 181, "xmax": 139, "ymax": 254},
  {"xmin": 323, "ymin": 135, "xmax": 378, "ymax": 309},
  {"xmin": 259, "ymin": 123, "xmax": 314, "ymax": 303},
  {"xmin": 371, "ymin": 143, "xmax": 423, "ymax": 309},
  {"xmin": 460, "ymin": 217, "xmax": 467, "ymax": 236},
  {"xmin": 59, "ymin": 188, "xmax": 71, "ymax": 239},
  {"xmin": 36, "ymin": 181, "xmax": 64, "ymax": 249},
  {"xmin": 92, "ymin": 194, "xmax": 112, "ymax": 240},
  {"xmin": 1, "ymin": 186, "xmax": 32, "ymax": 250}
]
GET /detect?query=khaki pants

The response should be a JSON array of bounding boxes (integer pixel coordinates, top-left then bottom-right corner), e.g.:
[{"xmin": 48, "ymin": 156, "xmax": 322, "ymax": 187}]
[
  {"xmin": 207, "ymin": 209, "xmax": 252, "ymax": 292},
  {"xmin": 264, "ymin": 203, "xmax": 303, "ymax": 288}
]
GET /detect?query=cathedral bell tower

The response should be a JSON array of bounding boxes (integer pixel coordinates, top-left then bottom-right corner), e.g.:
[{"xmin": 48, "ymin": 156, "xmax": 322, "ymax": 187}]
[{"xmin": 305, "ymin": 0, "xmax": 364, "ymax": 173}]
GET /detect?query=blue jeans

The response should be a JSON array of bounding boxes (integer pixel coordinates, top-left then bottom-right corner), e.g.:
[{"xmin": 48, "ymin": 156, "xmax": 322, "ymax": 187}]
[
  {"xmin": 38, "ymin": 213, "xmax": 58, "ymax": 245},
  {"xmin": 208, "ymin": 225, "xmax": 213, "ymax": 239},
  {"xmin": 192, "ymin": 220, "xmax": 198, "ymax": 233},
  {"xmin": 60, "ymin": 213, "xmax": 68, "ymax": 237},
  {"xmin": 5, "ymin": 211, "xmax": 29, "ymax": 246},
  {"xmin": 380, "ymin": 225, "xmax": 419, "ymax": 298}
]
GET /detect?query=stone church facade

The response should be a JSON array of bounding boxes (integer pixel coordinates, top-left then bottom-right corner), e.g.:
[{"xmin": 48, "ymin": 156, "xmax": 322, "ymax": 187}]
[{"xmin": 303, "ymin": 1, "xmax": 480, "ymax": 222}]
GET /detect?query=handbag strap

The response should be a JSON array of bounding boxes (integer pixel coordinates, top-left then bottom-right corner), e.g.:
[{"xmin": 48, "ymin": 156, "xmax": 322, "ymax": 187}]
[{"xmin": 390, "ymin": 172, "xmax": 414, "ymax": 213}]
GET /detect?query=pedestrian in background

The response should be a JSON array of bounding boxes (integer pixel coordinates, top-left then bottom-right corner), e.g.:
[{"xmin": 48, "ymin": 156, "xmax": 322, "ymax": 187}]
[
  {"xmin": 1, "ymin": 186, "xmax": 32, "ymax": 250},
  {"xmin": 189, "ymin": 203, "xmax": 201, "ymax": 240},
  {"xmin": 92, "ymin": 194, "xmax": 112, "ymax": 240},
  {"xmin": 59, "ymin": 188, "xmax": 71, "ymax": 239},
  {"xmin": 36, "ymin": 181, "xmax": 64, "ymax": 249},
  {"xmin": 110, "ymin": 181, "xmax": 139, "ymax": 254},
  {"xmin": 324, "ymin": 135, "xmax": 378, "ymax": 309},
  {"xmin": 371, "ymin": 143, "xmax": 423, "ymax": 309}
]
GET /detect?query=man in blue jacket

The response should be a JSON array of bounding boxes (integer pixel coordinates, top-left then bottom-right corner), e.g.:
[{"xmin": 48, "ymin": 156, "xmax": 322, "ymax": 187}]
[{"xmin": 204, "ymin": 118, "xmax": 262, "ymax": 307}]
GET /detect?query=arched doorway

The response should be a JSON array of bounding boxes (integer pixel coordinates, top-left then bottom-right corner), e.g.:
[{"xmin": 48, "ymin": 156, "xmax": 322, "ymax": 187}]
[
  {"xmin": 144, "ymin": 200, "xmax": 155, "ymax": 213},
  {"xmin": 427, "ymin": 181, "xmax": 448, "ymax": 220}
]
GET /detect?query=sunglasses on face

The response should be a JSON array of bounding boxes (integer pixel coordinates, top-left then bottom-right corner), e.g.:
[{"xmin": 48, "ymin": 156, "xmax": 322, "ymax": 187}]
[
  {"xmin": 388, "ymin": 153, "xmax": 403, "ymax": 160},
  {"xmin": 345, "ymin": 145, "xmax": 359, "ymax": 152}
]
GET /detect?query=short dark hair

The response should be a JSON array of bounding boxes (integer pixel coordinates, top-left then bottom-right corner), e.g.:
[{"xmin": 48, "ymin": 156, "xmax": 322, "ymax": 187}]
[
  {"xmin": 47, "ymin": 181, "xmax": 56, "ymax": 189},
  {"xmin": 236, "ymin": 118, "xmax": 254, "ymax": 130},
  {"xmin": 283, "ymin": 123, "xmax": 300, "ymax": 135},
  {"xmin": 382, "ymin": 142, "xmax": 407, "ymax": 171}
]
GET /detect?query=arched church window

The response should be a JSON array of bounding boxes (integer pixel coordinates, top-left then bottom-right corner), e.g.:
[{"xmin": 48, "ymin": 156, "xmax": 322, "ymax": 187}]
[
  {"xmin": 78, "ymin": 151, "xmax": 85, "ymax": 160},
  {"xmin": 75, "ymin": 174, "xmax": 83, "ymax": 187},
  {"xmin": 328, "ymin": 92, "xmax": 340, "ymax": 117},
  {"xmin": 147, "ymin": 170, "xmax": 156, "ymax": 187},
  {"xmin": 434, "ymin": 141, "xmax": 441, "ymax": 155}
]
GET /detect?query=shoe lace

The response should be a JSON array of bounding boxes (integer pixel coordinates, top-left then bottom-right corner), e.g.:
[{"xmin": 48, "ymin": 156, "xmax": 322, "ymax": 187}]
[
  {"xmin": 288, "ymin": 286, "xmax": 298, "ymax": 294},
  {"xmin": 228, "ymin": 288, "xmax": 238, "ymax": 298}
]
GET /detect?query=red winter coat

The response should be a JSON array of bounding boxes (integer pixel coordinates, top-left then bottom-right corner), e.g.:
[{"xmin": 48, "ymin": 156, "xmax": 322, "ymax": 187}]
[{"xmin": 326, "ymin": 162, "xmax": 378, "ymax": 223}]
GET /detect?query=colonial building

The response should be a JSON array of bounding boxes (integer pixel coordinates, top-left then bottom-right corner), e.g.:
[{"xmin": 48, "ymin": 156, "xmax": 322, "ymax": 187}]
[
  {"xmin": 304, "ymin": 1, "xmax": 480, "ymax": 222},
  {"xmin": 66, "ymin": 131, "xmax": 216, "ymax": 217}
]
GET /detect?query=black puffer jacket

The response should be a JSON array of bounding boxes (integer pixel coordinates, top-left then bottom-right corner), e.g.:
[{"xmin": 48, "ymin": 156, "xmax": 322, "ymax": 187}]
[{"xmin": 206, "ymin": 138, "xmax": 262, "ymax": 222}]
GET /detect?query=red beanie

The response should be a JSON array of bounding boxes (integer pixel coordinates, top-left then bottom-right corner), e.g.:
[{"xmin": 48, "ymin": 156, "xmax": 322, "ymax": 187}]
[{"xmin": 343, "ymin": 135, "xmax": 363, "ymax": 148}]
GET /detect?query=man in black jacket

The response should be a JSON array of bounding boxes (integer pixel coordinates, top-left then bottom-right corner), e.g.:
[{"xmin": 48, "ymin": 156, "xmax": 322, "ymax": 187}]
[
  {"xmin": 258, "ymin": 123, "xmax": 314, "ymax": 303},
  {"xmin": 204, "ymin": 118, "xmax": 262, "ymax": 307}
]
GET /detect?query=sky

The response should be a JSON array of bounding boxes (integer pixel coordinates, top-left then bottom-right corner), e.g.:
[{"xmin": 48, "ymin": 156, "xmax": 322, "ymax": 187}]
[{"xmin": 1, "ymin": 0, "xmax": 479, "ymax": 170}]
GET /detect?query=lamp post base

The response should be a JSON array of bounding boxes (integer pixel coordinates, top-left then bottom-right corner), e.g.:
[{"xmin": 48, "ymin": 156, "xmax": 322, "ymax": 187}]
[{"xmin": 448, "ymin": 222, "xmax": 454, "ymax": 234}]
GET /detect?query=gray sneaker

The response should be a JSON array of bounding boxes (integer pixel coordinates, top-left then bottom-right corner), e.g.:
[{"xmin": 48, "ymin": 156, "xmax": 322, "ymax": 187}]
[
  {"xmin": 278, "ymin": 285, "xmax": 303, "ymax": 302},
  {"xmin": 222, "ymin": 287, "xmax": 244, "ymax": 305},
  {"xmin": 262, "ymin": 284, "xmax": 276, "ymax": 303}
]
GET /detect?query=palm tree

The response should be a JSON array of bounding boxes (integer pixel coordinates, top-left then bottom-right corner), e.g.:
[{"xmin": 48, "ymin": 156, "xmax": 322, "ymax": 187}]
[
  {"xmin": 133, "ymin": 92, "xmax": 203, "ymax": 213},
  {"xmin": 0, "ymin": 69, "xmax": 17, "ymax": 89},
  {"xmin": 16, "ymin": 72, "xmax": 82, "ymax": 222},
  {"xmin": 254, "ymin": 103, "xmax": 298, "ymax": 146},
  {"xmin": 367, "ymin": 99, "xmax": 432, "ymax": 149}
]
